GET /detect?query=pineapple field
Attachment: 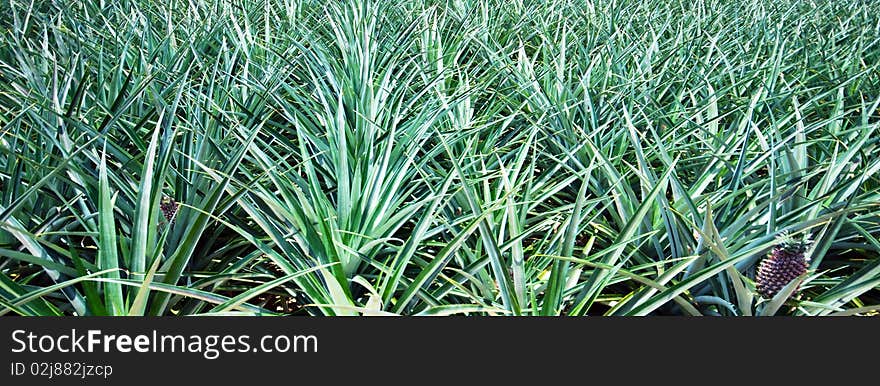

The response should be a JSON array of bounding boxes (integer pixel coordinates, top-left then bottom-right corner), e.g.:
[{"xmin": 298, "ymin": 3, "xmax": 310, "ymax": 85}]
[{"xmin": 1, "ymin": 0, "xmax": 879, "ymax": 316}]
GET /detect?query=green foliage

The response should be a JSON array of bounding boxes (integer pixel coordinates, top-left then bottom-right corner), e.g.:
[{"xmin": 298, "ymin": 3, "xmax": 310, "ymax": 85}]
[{"xmin": 1, "ymin": 0, "xmax": 879, "ymax": 316}]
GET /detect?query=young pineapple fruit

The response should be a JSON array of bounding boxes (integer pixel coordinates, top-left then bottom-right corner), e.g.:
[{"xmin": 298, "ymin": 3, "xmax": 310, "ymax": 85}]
[
  {"xmin": 160, "ymin": 195, "xmax": 179, "ymax": 225},
  {"xmin": 756, "ymin": 233, "xmax": 811, "ymax": 299}
]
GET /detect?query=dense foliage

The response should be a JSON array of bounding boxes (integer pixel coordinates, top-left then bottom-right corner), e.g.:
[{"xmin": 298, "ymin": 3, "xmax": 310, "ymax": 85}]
[{"xmin": 1, "ymin": 0, "xmax": 879, "ymax": 316}]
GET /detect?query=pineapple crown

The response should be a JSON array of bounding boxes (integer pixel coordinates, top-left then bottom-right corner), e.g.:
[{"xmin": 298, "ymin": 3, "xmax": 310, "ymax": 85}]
[{"xmin": 773, "ymin": 231, "xmax": 813, "ymax": 259}]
